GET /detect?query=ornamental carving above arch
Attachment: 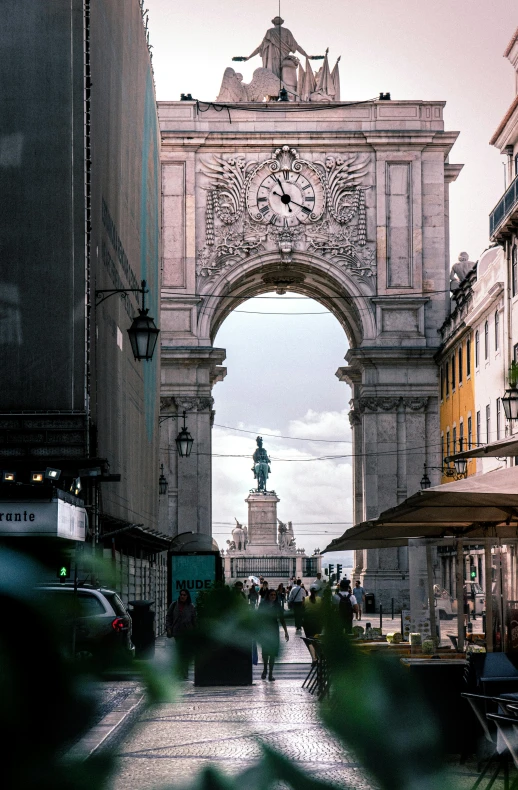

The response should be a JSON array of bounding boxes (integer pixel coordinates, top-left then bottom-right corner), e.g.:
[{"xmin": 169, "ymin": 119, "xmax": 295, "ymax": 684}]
[{"xmin": 197, "ymin": 145, "xmax": 375, "ymax": 283}]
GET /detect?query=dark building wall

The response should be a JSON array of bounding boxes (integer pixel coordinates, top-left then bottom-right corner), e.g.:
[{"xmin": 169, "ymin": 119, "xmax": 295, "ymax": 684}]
[
  {"xmin": 90, "ymin": 0, "xmax": 161, "ymax": 528},
  {"xmin": 0, "ymin": 0, "xmax": 86, "ymax": 410},
  {"xmin": 0, "ymin": 0, "xmax": 160, "ymax": 531}
]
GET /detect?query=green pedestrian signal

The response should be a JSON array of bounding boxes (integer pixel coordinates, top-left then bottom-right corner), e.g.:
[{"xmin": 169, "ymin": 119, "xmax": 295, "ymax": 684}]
[{"xmin": 57, "ymin": 564, "xmax": 70, "ymax": 581}]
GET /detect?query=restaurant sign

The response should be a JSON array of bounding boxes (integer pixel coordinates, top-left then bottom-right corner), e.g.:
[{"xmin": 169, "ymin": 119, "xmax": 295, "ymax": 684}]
[{"xmin": 0, "ymin": 500, "xmax": 86, "ymax": 541}]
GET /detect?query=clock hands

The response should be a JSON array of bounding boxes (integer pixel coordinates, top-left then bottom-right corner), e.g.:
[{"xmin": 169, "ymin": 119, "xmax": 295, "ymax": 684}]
[
  {"xmin": 272, "ymin": 191, "xmax": 312, "ymax": 214},
  {"xmin": 272, "ymin": 188, "xmax": 292, "ymax": 213}
]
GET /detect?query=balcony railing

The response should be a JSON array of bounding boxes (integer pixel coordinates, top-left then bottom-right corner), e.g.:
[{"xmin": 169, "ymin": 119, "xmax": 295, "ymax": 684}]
[{"xmin": 490, "ymin": 173, "xmax": 518, "ymax": 238}]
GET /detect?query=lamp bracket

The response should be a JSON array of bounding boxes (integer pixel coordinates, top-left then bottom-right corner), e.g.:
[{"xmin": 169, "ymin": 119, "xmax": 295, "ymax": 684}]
[{"xmin": 95, "ymin": 280, "xmax": 148, "ymax": 309}]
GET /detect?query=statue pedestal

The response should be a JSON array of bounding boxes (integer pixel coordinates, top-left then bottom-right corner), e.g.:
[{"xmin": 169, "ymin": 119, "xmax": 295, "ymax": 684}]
[{"xmin": 245, "ymin": 491, "xmax": 279, "ymax": 548}]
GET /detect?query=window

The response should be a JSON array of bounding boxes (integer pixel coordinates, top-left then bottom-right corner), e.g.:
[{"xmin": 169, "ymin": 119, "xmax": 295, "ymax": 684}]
[
  {"xmin": 441, "ymin": 433, "xmax": 444, "ymax": 461},
  {"xmin": 515, "ymin": 343, "xmax": 518, "ymax": 364},
  {"xmin": 475, "ymin": 330, "xmax": 480, "ymax": 367},
  {"xmin": 476, "ymin": 411, "xmax": 481, "ymax": 446},
  {"xmin": 451, "ymin": 353, "xmax": 456, "ymax": 390},
  {"xmin": 467, "ymin": 336, "xmax": 471, "ymax": 376},
  {"xmin": 497, "ymin": 398, "xmax": 502, "ymax": 440},
  {"xmin": 513, "ymin": 245, "xmax": 518, "ymax": 297},
  {"xmin": 440, "ymin": 367, "xmax": 444, "ymax": 400},
  {"xmin": 468, "ymin": 416, "xmax": 472, "ymax": 449},
  {"xmin": 459, "ymin": 421, "xmax": 464, "ymax": 452},
  {"xmin": 446, "ymin": 429, "xmax": 450, "ymax": 459},
  {"xmin": 445, "ymin": 362, "xmax": 449, "ymax": 396},
  {"xmin": 484, "ymin": 321, "xmax": 489, "ymax": 360},
  {"xmin": 486, "ymin": 404, "xmax": 491, "ymax": 443},
  {"xmin": 495, "ymin": 310, "xmax": 500, "ymax": 352},
  {"xmin": 453, "ymin": 426, "xmax": 457, "ymax": 455},
  {"xmin": 458, "ymin": 345, "xmax": 463, "ymax": 384}
]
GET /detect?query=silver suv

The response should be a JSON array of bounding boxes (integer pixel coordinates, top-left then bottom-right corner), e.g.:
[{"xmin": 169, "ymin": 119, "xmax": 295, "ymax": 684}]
[{"xmin": 36, "ymin": 584, "xmax": 135, "ymax": 665}]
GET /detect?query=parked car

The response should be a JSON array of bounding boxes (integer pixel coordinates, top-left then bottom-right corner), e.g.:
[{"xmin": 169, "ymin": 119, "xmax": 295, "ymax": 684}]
[{"xmin": 36, "ymin": 583, "xmax": 135, "ymax": 665}]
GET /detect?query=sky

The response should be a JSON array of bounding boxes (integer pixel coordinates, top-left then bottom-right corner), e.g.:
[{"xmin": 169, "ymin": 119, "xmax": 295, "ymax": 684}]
[{"xmin": 146, "ymin": 0, "xmax": 517, "ymax": 559}]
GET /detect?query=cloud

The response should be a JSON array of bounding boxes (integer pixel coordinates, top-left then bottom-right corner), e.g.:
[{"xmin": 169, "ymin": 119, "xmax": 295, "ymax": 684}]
[{"xmin": 212, "ymin": 410, "xmax": 354, "ymax": 556}]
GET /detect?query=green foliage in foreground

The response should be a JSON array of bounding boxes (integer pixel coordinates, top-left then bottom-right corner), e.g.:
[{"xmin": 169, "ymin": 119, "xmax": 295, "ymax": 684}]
[{"xmin": 1, "ymin": 552, "xmax": 457, "ymax": 790}]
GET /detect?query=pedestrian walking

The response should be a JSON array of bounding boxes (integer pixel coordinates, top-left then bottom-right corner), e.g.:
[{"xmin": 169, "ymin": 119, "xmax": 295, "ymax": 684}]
[
  {"xmin": 303, "ymin": 585, "xmax": 323, "ymax": 663},
  {"xmin": 287, "ymin": 578, "xmax": 305, "ymax": 631},
  {"xmin": 165, "ymin": 589, "xmax": 196, "ymax": 676},
  {"xmin": 233, "ymin": 580, "xmax": 247, "ymax": 601},
  {"xmin": 276, "ymin": 583, "xmax": 286, "ymax": 609},
  {"xmin": 248, "ymin": 582, "xmax": 259, "ymax": 608},
  {"xmin": 258, "ymin": 589, "xmax": 289, "ymax": 681},
  {"xmin": 312, "ymin": 572, "xmax": 326, "ymax": 598},
  {"xmin": 333, "ymin": 580, "xmax": 358, "ymax": 636},
  {"xmin": 353, "ymin": 580, "xmax": 365, "ymax": 620},
  {"xmin": 259, "ymin": 580, "xmax": 269, "ymax": 600}
]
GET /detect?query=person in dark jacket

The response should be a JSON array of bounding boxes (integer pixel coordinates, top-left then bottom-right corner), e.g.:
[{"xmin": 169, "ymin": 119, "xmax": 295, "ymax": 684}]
[
  {"xmin": 166, "ymin": 589, "xmax": 196, "ymax": 638},
  {"xmin": 258, "ymin": 589, "xmax": 289, "ymax": 681}
]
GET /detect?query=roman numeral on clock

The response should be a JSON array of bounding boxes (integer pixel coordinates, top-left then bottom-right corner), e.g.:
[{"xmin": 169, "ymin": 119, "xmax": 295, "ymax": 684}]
[
  {"xmin": 301, "ymin": 206, "xmax": 311, "ymax": 215},
  {"xmin": 259, "ymin": 206, "xmax": 270, "ymax": 215},
  {"xmin": 257, "ymin": 197, "xmax": 267, "ymax": 203}
]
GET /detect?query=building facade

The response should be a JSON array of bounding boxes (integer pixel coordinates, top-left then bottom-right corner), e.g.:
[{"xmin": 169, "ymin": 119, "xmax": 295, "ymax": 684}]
[
  {"xmin": 0, "ymin": 1, "xmax": 166, "ymax": 618},
  {"xmin": 157, "ymin": 18, "xmax": 462, "ymax": 608}
]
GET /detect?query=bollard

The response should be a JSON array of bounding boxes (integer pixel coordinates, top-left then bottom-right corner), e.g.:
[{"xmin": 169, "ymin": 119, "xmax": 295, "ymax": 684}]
[
  {"xmin": 380, "ymin": 604, "xmax": 383, "ymax": 630},
  {"xmin": 391, "ymin": 598, "xmax": 394, "ymax": 619}
]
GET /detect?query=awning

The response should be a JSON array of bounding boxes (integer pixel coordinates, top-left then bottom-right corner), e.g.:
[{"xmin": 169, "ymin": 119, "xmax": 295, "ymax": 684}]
[
  {"xmin": 324, "ymin": 466, "xmax": 518, "ymax": 552},
  {"xmin": 99, "ymin": 514, "xmax": 172, "ymax": 553},
  {"xmin": 446, "ymin": 436, "xmax": 518, "ymax": 461}
]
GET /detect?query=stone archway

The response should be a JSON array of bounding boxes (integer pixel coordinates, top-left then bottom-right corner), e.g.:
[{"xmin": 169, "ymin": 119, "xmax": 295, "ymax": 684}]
[{"xmin": 157, "ymin": 98, "xmax": 461, "ymax": 607}]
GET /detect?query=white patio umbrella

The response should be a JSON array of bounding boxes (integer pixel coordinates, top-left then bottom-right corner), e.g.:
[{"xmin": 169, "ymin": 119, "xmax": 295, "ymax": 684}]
[{"xmin": 323, "ymin": 467, "xmax": 518, "ymax": 651}]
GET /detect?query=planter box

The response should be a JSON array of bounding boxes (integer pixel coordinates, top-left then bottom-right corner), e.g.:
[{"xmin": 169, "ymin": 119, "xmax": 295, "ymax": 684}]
[{"xmin": 194, "ymin": 642, "xmax": 253, "ymax": 686}]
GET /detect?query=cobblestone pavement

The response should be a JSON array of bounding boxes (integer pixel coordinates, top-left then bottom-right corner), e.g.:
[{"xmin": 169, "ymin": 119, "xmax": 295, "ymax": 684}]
[
  {"xmin": 110, "ymin": 626, "xmax": 373, "ymax": 789},
  {"xmin": 108, "ymin": 626, "xmax": 508, "ymax": 790}
]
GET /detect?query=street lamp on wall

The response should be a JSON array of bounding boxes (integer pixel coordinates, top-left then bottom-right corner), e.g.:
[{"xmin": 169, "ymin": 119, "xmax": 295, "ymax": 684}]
[
  {"xmin": 420, "ymin": 460, "xmax": 467, "ymax": 490},
  {"xmin": 95, "ymin": 279, "xmax": 159, "ymax": 361},
  {"xmin": 175, "ymin": 412, "xmax": 194, "ymax": 458},
  {"xmin": 502, "ymin": 385, "xmax": 518, "ymax": 421},
  {"xmin": 159, "ymin": 411, "xmax": 195, "ymax": 458},
  {"xmin": 158, "ymin": 464, "xmax": 168, "ymax": 496}
]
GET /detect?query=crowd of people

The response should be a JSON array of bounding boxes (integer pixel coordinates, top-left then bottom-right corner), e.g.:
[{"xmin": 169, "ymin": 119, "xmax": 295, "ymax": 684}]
[{"xmin": 165, "ymin": 573, "xmax": 368, "ymax": 681}]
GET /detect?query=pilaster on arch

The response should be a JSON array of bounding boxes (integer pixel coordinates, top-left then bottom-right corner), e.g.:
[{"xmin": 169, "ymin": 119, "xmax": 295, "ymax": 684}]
[{"xmin": 195, "ymin": 250, "xmax": 377, "ymax": 347}]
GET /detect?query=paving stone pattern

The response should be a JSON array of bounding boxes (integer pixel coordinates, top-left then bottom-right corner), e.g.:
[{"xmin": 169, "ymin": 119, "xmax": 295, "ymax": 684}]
[{"xmin": 109, "ymin": 627, "xmax": 508, "ymax": 790}]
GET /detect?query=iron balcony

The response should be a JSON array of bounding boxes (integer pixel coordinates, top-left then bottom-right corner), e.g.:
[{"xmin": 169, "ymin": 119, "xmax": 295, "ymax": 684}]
[{"xmin": 490, "ymin": 173, "xmax": 518, "ymax": 240}]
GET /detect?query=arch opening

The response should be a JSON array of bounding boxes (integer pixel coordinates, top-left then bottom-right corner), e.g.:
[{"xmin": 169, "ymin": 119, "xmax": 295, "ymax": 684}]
[{"xmin": 211, "ymin": 289, "xmax": 354, "ymax": 561}]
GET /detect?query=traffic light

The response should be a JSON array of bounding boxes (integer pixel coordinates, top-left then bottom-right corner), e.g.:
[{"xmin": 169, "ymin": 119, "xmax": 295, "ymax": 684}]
[
  {"xmin": 336, "ymin": 563, "xmax": 343, "ymax": 581},
  {"xmin": 57, "ymin": 563, "xmax": 70, "ymax": 581},
  {"xmin": 327, "ymin": 564, "xmax": 334, "ymax": 578},
  {"xmin": 470, "ymin": 559, "xmax": 476, "ymax": 580}
]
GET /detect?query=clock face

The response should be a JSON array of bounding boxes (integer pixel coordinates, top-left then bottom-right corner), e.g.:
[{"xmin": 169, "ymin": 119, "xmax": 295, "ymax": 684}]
[{"xmin": 246, "ymin": 164, "xmax": 325, "ymax": 227}]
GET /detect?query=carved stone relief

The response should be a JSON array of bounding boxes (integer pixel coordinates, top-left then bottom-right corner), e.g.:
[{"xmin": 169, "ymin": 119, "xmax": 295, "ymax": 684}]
[
  {"xmin": 197, "ymin": 146, "xmax": 375, "ymax": 282},
  {"xmin": 355, "ymin": 396, "xmax": 429, "ymax": 415}
]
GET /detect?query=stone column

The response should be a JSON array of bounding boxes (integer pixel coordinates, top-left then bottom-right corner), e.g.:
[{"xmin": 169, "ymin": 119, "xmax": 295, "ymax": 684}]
[
  {"xmin": 246, "ymin": 492, "xmax": 279, "ymax": 548},
  {"xmin": 159, "ymin": 346, "xmax": 226, "ymax": 542}
]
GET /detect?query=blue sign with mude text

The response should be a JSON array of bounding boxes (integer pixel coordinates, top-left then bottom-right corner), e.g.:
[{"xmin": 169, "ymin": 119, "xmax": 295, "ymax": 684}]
[{"xmin": 169, "ymin": 553, "xmax": 217, "ymax": 605}]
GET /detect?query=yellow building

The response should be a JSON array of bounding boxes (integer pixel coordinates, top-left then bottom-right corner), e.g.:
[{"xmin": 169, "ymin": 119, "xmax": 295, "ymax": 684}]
[{"xmin": 437, "ymin": 266, "xmax": 477, "ymax": 483}]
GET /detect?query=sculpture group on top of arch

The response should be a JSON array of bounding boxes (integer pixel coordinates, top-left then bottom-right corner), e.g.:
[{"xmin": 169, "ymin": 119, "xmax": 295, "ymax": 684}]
[
  {"xmin": 216, "ymin": 16, "xmax": 341, "ymax": 104},
  {"xmin": 197, "ymin": 145, "xmax": 375, "ymax": 283}
]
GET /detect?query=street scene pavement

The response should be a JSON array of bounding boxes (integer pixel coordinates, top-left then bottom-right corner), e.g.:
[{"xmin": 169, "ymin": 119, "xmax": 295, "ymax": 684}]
[{"xmin": 104, "ymin": 621, "xmax": 501, "ymax": 790}]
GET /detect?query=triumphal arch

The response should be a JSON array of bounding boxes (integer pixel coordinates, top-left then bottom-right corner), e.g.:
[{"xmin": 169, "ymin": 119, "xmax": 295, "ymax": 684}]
[{"xmin": 158, "ymin": 18, "xmax": 462, "ymax": 606}]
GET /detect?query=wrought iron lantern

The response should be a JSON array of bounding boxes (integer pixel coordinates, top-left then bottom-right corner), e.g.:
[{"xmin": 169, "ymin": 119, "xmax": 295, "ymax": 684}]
[
  {"xmin": 453, "ymin": 457, "xmax": 468, "ymax": 477},
  {"xmin": 158, "ymin": 464, "xmax": 168, "ymax": 496},
  {"xmin": 96, "ymin": 279, "xmax": 159, "ymax": 362},
  {"xmin": 502, "ymin": 385, "xmax": 518, "ymax": 421},
  {"xmin": 419, "ymin": 465, "xmax": 432, "ymax": 490},
  {"xmin": 175, "ymin": 412, "xmax": 194, "ymax": 458}
]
